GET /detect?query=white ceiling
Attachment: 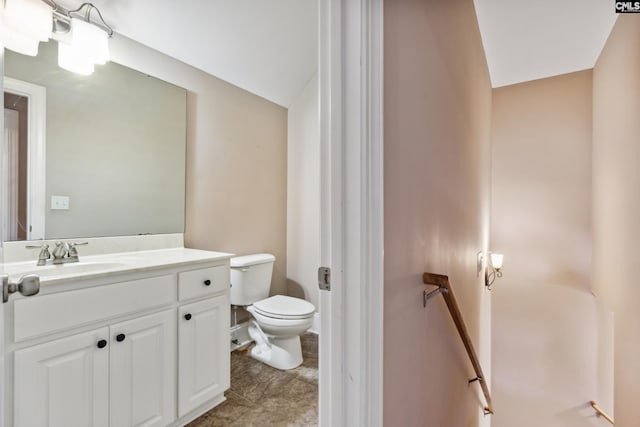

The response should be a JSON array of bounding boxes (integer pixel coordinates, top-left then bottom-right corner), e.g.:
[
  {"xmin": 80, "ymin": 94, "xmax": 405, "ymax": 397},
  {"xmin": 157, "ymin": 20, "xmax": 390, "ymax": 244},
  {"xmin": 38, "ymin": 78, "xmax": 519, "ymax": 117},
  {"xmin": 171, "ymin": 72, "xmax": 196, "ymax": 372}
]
[
  {"xmin": 57, "ymin": 0, "xmax": 318, "ymax": 107},
  {"xmin": 53, "ymin": 1, "xmax": 617, "ymax": 102},
  {"xmin": 474, "ymin": 0, "xmax": 618, "ymax": 87}
]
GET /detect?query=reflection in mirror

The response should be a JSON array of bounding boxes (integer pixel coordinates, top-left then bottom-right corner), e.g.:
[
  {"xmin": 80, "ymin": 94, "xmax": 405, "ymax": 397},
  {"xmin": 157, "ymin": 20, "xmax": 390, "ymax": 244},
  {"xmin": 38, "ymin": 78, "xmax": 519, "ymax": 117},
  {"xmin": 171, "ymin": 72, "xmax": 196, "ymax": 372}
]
[
  {"xmin": 3, "ymin": 40, "xmax": 187, "ymax": 242},
  {"xmin": 3, "ymin": 77, "xmax": 46, "ymax": 241},
  {"xmin": 2, "ymin": 93, "xmax": 27, "ymax": 240}
]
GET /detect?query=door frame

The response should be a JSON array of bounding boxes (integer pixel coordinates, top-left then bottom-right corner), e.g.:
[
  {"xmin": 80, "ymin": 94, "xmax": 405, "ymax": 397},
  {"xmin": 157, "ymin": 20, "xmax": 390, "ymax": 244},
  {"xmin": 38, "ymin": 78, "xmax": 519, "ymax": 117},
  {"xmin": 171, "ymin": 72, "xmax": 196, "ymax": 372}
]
[
  {"xmin": 319, "ymin": 0, "xmax": 384, "ymax": 426},
  {"xmin": 2, "ymin": 77, "xmax": 46, "ymax": 241}
]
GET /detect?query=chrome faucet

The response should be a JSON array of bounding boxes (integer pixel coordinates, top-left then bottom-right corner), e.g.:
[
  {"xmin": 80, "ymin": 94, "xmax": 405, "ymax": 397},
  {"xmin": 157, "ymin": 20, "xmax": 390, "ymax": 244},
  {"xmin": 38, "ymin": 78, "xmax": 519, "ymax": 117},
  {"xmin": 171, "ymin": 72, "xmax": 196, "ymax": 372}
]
[
  {"xmin": 51, "ymin": 241, "xmax": 89, "ymax": 264},
  {"xmin": 25, "ymin": 241, "xmax": 88, "ymax": 266},
  {"xmin": 51, "ymin": 241, "xmax": 69, "ymax": 262}
]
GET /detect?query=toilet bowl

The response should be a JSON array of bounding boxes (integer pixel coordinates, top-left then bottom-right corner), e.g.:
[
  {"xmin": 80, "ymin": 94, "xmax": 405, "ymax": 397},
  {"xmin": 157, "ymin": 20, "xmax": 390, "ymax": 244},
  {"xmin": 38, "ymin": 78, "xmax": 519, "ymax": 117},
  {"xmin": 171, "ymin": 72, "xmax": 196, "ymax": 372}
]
[
  {"xmin": 246, "ymin": 295, "xmax": 315, "ymax": 369},
  {"xmin": 230, "ymin": 254, "xmax": 316, "ymax": 370}
]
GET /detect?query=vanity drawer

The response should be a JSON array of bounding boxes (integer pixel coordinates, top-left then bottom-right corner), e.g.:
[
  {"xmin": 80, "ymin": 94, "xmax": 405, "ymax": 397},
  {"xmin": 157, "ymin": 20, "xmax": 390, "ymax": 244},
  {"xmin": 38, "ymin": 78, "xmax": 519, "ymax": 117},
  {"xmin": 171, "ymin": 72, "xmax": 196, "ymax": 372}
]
[
  {"xmin": 14, "ymin": 275, "xmax": 176, "ymax": 343},
  {"xmin": 178, "ymin": 265, "xmax": 228, "ymax": 301}
]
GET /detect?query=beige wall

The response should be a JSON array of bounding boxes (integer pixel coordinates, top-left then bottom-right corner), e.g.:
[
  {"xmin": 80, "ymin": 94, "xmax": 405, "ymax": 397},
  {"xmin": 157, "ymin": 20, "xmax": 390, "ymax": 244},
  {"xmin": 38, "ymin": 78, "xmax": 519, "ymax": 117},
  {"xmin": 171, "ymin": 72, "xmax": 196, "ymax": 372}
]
[
  {"xmin": 491, "ymin": 71, "xmax": 613, "ymax": 426},
  {"xmin": 384, "ymin": 0, "xmax": 492, "ymax": 425},
  {"xmin": 108, "ymin": 35, "xmax": 288, "ymax": 296},
  {"xmin": 287, "ymin": 74, "xmax": 320, "ymax": 310},
  {"xmin": 593, "ymin": 15, "xmax": 640, "ymax": 426}
]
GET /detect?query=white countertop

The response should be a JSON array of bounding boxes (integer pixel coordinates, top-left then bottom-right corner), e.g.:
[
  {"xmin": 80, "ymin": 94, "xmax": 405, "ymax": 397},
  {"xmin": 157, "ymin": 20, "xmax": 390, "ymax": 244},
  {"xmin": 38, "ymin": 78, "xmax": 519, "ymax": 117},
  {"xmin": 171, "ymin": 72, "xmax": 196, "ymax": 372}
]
[{"xmin": 1, "ymin": 248, "xmax": 233, "ymax": 286}]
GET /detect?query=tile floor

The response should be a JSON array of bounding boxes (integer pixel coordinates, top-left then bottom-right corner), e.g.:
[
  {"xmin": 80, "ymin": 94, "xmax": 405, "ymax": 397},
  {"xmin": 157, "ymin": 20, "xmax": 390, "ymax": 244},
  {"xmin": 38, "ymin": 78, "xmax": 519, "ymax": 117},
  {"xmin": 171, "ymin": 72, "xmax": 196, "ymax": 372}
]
[{"xmin": 187, "ymin": 333, "xmax": 318, "ymax": 427}]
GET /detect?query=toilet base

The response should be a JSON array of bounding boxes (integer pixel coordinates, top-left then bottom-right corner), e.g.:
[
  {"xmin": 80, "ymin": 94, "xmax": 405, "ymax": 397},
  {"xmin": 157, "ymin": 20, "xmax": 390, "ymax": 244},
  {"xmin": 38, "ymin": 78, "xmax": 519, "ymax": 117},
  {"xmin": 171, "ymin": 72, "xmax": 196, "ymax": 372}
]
[{"xmin": 248, "ymin": 323, "xmax": 303, "ymax": 370}]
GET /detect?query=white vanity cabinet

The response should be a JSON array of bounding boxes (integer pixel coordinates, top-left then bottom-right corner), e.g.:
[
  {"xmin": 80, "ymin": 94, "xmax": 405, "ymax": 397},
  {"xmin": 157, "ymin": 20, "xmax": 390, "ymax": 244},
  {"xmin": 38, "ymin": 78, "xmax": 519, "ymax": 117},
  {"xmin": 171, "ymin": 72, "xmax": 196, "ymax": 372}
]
[
  {"xmin": 4, "ymin": 252, "xmax": 231, "ymax": 427},
  {"xmin": 109, "ymin": 309, "xmax": 176, "ymax": 427},
  {"xmin": 178, "ymin": 295, "xmax": 229, "ymax": 416},
  {"xmin": 14, "ymin": 327, "xmax": 110, "ymax": 427},
  {"xmin": 14, "ymin": 310, "xmax": 175, "ymax": 427}
]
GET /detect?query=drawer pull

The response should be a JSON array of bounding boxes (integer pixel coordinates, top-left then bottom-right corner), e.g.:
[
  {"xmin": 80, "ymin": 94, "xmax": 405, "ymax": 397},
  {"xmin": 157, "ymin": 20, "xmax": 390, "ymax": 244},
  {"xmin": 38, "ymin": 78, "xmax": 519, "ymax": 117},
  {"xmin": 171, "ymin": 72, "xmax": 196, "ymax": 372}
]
[
  {"xmin": 116, "ymin": 333, "xmax": 126, "ymax": 342},
  {"xmin": 97, "ymin": 339, "xmax": 107, "ymax": 349},
  {"xmin": 203, "ymin": 279, "xmax": 211, "ymax": 286},
  {"xmin": 184, "ymin": 313, "xmax": 192, "ymax": 321}
]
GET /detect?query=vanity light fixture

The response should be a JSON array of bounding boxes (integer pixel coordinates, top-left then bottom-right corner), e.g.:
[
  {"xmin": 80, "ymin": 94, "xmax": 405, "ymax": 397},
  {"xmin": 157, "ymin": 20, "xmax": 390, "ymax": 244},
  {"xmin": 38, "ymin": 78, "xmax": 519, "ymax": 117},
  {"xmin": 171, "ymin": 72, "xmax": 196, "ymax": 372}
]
[
  {"xmin": 3, "ymin": 0, "xmax": 113, "ymax": 75},
  {"xmin": 485, "ymin": 252, "xmax": 504, "ymax": 289}
]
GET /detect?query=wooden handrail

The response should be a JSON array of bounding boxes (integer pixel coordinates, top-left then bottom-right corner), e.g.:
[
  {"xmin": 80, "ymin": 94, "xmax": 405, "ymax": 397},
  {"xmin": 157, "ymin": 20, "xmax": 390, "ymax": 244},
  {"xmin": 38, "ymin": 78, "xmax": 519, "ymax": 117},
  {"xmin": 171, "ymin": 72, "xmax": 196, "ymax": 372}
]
[
  {"xmin": 423, "ymin": 272, "xmax": 493, "ymax": 415},
  {"xmin": 590, "ymin": 401, "xmax": 614, "ymax": 425}
]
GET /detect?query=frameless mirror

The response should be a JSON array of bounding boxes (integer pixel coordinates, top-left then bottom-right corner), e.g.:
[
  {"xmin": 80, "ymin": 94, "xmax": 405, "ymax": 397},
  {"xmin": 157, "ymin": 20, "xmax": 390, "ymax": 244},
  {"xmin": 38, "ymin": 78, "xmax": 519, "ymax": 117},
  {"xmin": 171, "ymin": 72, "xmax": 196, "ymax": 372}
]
[{"xmin": 2, "ymin": 40, "xmax": 187, "ymax": 241}]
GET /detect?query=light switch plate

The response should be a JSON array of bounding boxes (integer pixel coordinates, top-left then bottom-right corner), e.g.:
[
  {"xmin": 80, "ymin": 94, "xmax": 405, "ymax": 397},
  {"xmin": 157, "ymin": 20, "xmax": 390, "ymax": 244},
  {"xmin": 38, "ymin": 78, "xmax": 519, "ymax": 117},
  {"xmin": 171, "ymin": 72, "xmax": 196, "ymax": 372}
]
[{"xmin": 51, "ymin": 195, "xmax": 70, "ymax": 210}]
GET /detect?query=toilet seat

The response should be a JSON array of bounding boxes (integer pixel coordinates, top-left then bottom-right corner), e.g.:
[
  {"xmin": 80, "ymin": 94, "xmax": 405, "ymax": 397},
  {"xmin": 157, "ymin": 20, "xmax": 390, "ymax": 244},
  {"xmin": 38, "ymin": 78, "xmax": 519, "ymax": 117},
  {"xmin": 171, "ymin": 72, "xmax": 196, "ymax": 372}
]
[{"xmin": 252, "ymin": 295, "xmax": 315, "ymax": 320}]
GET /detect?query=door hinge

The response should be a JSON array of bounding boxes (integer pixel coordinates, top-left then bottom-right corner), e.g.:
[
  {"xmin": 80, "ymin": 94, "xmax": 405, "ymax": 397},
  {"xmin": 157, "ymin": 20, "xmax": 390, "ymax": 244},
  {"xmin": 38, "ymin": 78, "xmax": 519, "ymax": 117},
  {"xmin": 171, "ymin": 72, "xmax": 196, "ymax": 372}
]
[{"xmin": 318, "ymin": 267, "xmax": 331, "ymax": 291}]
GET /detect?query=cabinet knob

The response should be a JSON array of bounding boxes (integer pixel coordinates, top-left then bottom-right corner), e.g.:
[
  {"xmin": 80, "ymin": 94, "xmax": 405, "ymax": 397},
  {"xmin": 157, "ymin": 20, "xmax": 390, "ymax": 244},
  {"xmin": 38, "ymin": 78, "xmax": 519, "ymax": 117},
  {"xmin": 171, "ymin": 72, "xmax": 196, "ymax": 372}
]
[
  {"xmin": 97, "ymin": 339, "xmax": 107, "ymax": 349},
  {"xmin": 203, "ymin": 279, "xmax": 211, "ymax": 286},
  {"xmin": 116, "ymin": 333, "xmax": 126, "ymax": 342},
  {"xmin": 184, "ymin": 313, "xmax": 192, "ymax": 321}
]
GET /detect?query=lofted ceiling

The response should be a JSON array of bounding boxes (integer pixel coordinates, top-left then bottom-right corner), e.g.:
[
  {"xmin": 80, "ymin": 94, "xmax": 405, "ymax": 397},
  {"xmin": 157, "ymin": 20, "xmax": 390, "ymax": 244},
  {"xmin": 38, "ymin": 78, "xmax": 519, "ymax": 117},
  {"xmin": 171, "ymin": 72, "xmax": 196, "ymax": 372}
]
[
  {"xmin": 474, "ymin": 0, "xmax": 618, "ymax": 88},
  {"xmin": 50, "ymin": 1, "xmax": 618, "ymax": 103},
  {"xmin": 56, "ymin": 0, "xmax": 318, "ymax": 108}
]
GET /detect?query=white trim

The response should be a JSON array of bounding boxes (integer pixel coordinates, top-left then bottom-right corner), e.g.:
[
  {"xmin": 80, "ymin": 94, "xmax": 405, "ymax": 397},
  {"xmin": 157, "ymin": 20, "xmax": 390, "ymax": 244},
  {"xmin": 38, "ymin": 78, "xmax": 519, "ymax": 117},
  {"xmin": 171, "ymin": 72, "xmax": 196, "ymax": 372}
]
[
  {"xmin": 2, "ymin": 109, "xmax": 19, "ymax": 240},
  {"xmin": 360, "ymin": 0, "xmax": 384, "ymax": 425},
  {"xmin": 319, "ymin": 0, "xmax": 384, "ymax": 426},
  {"xmin": 319, "ymin": 0, "xmax": 344, "ymax": 425},
  {"xmin": 3, "ymin": 77, "xmax": 46, "ymax": 241}
]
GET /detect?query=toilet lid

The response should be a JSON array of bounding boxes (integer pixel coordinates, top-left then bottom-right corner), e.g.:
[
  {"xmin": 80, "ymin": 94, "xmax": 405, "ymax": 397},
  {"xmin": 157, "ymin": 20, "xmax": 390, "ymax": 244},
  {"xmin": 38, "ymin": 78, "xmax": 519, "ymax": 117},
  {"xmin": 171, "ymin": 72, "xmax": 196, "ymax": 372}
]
[{"xmin": 253, "ymin": 295, "xmax": 315, "ymax": 319}]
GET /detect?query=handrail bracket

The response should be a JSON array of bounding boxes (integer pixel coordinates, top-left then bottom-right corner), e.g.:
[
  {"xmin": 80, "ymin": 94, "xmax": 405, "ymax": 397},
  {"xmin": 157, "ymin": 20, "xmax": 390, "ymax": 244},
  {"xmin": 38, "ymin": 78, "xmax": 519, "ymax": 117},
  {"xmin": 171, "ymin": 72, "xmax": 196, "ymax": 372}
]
[
  {"xmin": 468, "ymin": 376, "xmax": 483, "ymax": 384},
  {"xmin": 423, "ymin": 287, "xmax": 448, "ymax": 307}
]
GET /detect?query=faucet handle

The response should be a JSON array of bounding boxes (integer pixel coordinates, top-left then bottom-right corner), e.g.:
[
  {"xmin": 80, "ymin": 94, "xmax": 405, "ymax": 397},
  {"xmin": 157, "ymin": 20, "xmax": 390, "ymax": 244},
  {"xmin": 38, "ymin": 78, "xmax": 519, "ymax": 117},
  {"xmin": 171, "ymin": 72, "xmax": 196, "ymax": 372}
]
[
  {"xmin": 25, "ymin": 244, "xmax": 51, "ymax": 266},
  {"xmin": 25, "ymin": 243, "xmax": 49, "ymax": 250},
  {"xmin": 68, "ymin": 242, "xmax": 88, "ymax": 258}
]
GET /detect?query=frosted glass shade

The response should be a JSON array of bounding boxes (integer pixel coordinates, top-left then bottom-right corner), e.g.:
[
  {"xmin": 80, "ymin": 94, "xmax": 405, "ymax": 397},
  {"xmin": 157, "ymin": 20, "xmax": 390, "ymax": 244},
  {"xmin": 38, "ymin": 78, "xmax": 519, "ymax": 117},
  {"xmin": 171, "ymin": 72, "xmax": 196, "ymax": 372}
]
[
  {"xmin": 58, "ymin": 42, "xmax": 95, "ymax": 75},
  {"xmin": 3, "ymin": 0, "xmax": 53, "ymax": 56},
  {"xmin": 70, "ymin": 18, "xmax": 110, "ymax": 65},
  {"xmin": 4, "ymin": 28, "xmax": 39, "ymax": 56},
  {"xmin": 490, "ymin": 253, "xmax": 504, "ymax": 270},
  {"xmin": 58, "ymin": 18, "xmax": 110, "ymax": 75}
]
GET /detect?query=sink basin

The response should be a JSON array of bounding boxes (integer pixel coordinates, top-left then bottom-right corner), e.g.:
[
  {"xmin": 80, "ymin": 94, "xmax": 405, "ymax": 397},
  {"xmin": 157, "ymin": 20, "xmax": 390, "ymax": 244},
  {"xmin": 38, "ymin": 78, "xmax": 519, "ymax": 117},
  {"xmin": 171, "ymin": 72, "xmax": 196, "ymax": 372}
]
[{"xmin": 4, "ymin": 261, "xmax": 129, "ymax": 280}]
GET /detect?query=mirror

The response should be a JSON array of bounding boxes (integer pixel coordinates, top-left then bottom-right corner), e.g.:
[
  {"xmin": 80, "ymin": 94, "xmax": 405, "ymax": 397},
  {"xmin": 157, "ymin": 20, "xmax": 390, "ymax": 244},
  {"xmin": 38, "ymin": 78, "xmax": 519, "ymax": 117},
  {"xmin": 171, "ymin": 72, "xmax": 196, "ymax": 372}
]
[{"xmin": 2, "ymin": 40, "xmax": 187, "ymax": 241}]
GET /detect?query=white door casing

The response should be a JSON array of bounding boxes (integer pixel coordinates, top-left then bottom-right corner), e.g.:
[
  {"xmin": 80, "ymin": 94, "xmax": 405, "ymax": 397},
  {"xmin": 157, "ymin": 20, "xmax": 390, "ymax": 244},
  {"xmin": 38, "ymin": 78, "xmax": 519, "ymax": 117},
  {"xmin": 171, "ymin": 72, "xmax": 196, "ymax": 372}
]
[
  {"xmin": 2, "ymin": 109, "xmax": 18, "ymax": 240},
  {"xmin": 319, "ymin": 0, "xmax": 383, "ymax": 426},
  {"xmin": 2, "ymin": 78, "xmax": 46, "ymax": 241}
]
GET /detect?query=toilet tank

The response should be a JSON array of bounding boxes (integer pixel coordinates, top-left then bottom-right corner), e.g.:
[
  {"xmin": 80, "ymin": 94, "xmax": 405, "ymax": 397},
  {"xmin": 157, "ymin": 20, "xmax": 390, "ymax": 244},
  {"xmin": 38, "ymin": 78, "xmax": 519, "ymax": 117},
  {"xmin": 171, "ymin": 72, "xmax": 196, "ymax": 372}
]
[{"xmin": 229, "ymin": 253, "xmax": 276, "ymax": 306}]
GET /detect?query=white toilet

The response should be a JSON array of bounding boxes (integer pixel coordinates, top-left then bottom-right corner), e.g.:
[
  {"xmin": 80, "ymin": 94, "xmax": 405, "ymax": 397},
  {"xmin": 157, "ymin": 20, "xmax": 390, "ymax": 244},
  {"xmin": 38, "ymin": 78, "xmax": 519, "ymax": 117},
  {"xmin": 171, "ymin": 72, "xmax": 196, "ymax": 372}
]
[{"xmin": 230, "ymin": 253, "xmax": 315, "ymax": 370}]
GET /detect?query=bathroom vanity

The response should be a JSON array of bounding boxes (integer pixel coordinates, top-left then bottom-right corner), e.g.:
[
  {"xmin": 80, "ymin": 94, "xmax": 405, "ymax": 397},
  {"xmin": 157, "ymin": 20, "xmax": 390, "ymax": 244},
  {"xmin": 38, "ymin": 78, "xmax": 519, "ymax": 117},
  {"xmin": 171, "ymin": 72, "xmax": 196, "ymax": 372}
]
[{"xmin": 1, "ymin": 241, "xmax": 232, "ymax": 427}]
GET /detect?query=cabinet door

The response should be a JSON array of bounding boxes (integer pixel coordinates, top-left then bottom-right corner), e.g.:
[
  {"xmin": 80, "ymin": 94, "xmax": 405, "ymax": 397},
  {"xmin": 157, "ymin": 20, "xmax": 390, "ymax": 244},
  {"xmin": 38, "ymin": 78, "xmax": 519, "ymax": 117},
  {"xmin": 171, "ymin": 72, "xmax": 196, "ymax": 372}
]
[
  {"xmin": 14, "ymin": 327, "xmax": 110, "ymax": 427},
  {"xmin": 109, "ymin": 310, "xmax": 176, "ymax": 427},
  {"xmin": 178, "ymin": 294, "xmax": 230, "ymax": 416}
]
